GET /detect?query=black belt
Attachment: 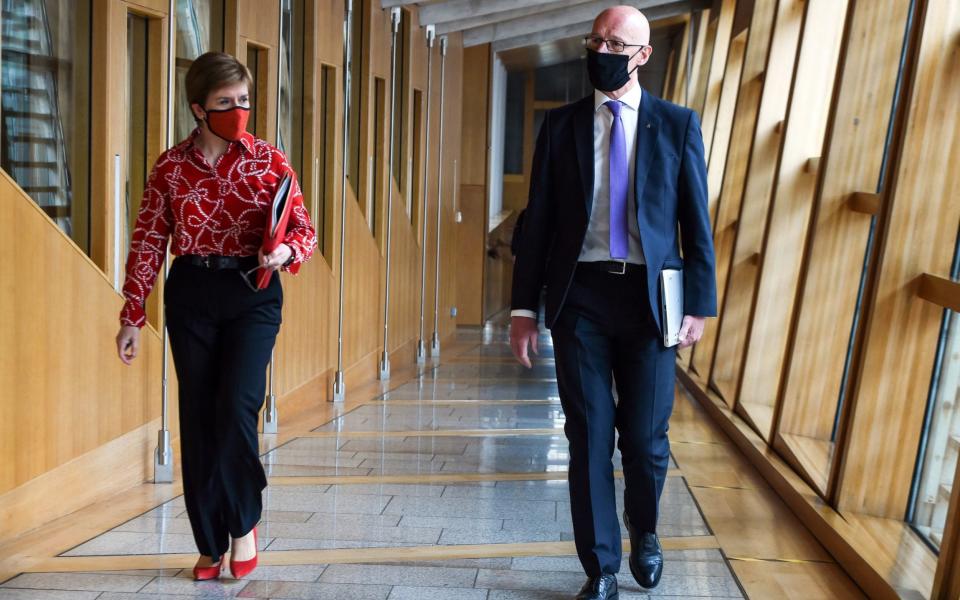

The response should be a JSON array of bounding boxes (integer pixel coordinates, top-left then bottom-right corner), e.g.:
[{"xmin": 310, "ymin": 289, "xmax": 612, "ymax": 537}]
[
  {"xmin": 178, "ymin": 254, "xmax": 259, "ymax": 271},
  {"xmin": 577, "ymin": 260, "xmax": 646, "ymax": 275}
]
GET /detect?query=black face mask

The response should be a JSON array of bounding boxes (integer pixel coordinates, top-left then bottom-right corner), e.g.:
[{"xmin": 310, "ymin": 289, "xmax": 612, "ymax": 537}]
[{"xmin": 586, "ymin": 48, "xmax": 640, "ymax": 92}]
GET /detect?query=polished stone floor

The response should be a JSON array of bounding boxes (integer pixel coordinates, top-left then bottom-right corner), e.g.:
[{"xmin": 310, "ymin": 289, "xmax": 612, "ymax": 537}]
[{"xmin": 1, "ymin": 324, "xmax": 750, "ymax": 599}]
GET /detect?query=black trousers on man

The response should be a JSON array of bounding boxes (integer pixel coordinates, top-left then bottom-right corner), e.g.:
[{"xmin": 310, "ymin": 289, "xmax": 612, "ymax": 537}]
[
  {"xmin": 164, "ymin": 257, "xmax": 282, "ymax": 561},
  {"xmin": 550, "ymin": 264, "xmax": 676, "ymax": 577}
]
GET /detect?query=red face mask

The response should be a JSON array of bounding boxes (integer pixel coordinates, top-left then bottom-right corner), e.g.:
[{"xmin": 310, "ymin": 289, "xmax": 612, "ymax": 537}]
[{"xmin": 203, "ymin": 106, "xmax": 250, "ymax": 142}]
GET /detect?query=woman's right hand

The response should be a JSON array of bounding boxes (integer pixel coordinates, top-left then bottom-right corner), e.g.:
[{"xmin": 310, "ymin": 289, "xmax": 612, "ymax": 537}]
[{"xmin": 116, "ymin": 325, "xmax": 141, "ymax": 365}]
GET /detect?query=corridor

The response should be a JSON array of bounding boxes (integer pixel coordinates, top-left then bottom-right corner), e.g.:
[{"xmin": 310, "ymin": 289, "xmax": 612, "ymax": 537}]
[{"xmin": 0, "ymin": 322, "xmax": 863, "ymax": 599}]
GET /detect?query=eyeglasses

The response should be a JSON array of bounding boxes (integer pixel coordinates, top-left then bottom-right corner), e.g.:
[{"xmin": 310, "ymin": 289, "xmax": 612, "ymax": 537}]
[
  {"xmin": 238, "ymin": 265, "xmax": 264, "ymax": 293},
  {"xmin": 582, "ymin": 35, "xmax": 649, "ymax": 54}
]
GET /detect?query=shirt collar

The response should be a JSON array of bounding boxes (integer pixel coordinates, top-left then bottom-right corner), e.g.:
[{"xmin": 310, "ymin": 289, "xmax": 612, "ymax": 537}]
[
  {"xmin": 187, "ymin": 127, "xmax": 255, "ymax": 155},
  {"xmin": 594, "ymin": 84, "xmax": 642, "ymax": 113}
]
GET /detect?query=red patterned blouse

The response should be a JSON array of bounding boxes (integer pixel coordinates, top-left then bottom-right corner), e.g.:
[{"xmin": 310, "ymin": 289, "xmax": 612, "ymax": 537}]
[{"xmin": 120, "ymin": 129, "xmax": 317, "ymax": 328}]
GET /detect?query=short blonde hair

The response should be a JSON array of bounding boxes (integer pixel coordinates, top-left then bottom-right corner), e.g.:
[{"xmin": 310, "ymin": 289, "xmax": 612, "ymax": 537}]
[{"xmin": 184, "ymin": 52, "xmax": 252, "ymax": 108}]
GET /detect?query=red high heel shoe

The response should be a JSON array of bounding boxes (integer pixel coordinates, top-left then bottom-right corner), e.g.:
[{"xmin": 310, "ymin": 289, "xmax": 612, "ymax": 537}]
[
  {"xmin": 229, "ymin": 527, "xmax": 258, "ymax": 579},
  {"xmin": 192, "ymin": 557, "xmax": 222, "ymax": 581}
]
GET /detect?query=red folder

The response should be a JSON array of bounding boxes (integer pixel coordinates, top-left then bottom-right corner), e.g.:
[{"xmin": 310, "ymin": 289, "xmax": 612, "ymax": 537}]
[{"xmin": 256, "ymin": 173, "xmax": 294, "ymax": 289}]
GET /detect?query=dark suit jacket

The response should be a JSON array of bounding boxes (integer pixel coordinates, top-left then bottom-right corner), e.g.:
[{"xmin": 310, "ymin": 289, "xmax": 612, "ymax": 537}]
[{"xmin": 510, "ymin": 90, "xmax": 717, "ymax": 334}]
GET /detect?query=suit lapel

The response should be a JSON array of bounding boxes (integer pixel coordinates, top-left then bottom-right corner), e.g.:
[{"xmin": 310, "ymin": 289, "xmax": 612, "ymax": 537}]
[
  {"xmin": 573, "ymin": 97, "xmax": 595, "ymax": 217},
  {"xmin": 634, "ymin": 91, "xmax": 661, "ymax": 205}
]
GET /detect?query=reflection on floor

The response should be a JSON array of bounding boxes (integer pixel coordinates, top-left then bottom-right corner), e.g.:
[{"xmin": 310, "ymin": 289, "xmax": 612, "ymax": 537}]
[{"xmin": 0, "ymin": 323, "xmax": 866, "ymax": 599}]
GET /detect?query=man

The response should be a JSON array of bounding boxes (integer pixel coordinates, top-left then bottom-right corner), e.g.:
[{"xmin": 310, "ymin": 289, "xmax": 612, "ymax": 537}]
[{"xmin": 509, "ymin": 7, "xmax": 717, "ymax": 600}]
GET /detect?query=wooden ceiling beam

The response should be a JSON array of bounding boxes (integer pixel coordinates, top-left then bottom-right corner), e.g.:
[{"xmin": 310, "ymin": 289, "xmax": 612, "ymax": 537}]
[
  {"xmin": 464, "ymin": 0, "xmax": 689, "ymax": 47},
  {"xmin": 482, "ymin": 0, "xmax": 700, "ymax": 50},
  {"xmin": 434, "ymin": 0, "xmax": 597, "ymax": 35}
]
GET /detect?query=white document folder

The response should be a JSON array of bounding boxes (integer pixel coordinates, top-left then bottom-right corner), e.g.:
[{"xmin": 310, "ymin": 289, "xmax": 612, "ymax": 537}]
[{"xmin": 660, "ymin": 269, "xmax": 684, "ymax": 347}]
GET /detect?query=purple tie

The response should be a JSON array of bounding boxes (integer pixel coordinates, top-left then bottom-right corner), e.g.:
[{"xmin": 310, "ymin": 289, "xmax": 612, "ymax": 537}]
[{"xmin": 605, "ymin": 100, "xmax": 628, "ymax": 260}]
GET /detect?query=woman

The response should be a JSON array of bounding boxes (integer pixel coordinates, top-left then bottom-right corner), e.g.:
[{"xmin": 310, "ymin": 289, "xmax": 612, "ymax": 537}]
[{"xmin": 115, "ymin": 52, "xmax": 316, "ymax": 580}]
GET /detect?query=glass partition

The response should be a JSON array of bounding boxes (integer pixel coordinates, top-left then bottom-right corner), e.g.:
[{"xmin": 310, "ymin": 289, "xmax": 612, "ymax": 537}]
[
  {"xmin": 173, "ymin": 0, "xmax": 224, "ymax": 143},
  {"xmin": 126, "ymin": 13, "xmax": 149, "ymax": 251},
  {"xmin": 1, "ymin": 0, "xmax": 92, "ymax": 253},
  {"xmin": 391, "ymin": 8, "xmax": 407, "ymax": 190},
  {"xmin": 245, "ymin": 44, "xmax": 267, "ymax": 137},
  {"xmin": 371, "ymin": 76, "xmax": 384, "ymax": 235},
  {"xmin": 317, "ymin": 64, "xmax": 335, "ymax": 258},
  {"xmin": 910, "ymin": 233, "xmax": 960, "ymax": 551},
  {"xmin": 346, "ymin": 0, "xmax": 363, "ymax": 199},
  {"xmin": 503, "ymin": 70, "xmax": 525, "ymax": 176},
  {"xmin": 278, "ymin": 0, "xmax": 305, "ymax": 179},
  {"xmin": 409, "ymin": 88, "xmax": 422, "ymax": 222},
  {"xmin": 774, "ymin": 0, "xmax": 916, "ymax": 495}
]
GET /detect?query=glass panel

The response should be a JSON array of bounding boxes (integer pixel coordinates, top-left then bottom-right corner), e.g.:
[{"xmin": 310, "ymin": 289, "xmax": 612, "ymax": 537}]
[
  {"xmin": 503, "ymin": 70, "xmax": 525, "ymax": 175},
  {"xmin": 830, "ymin": 7, "xmax": 915, "ymax": 443},
  {"xmin": 410, "ymin": 88, "xmax": 422, "ymax": 223},
  {"xmin": 910, "ymin": 232, "xmax": 960, "ymax": 551},
  {"xmin": 278, "ymin": 0, "xmax": 305, "ymax": 181},
  {"xmin": 346, "ymin": 0, "xmax": 363, "ymax": 198},
  {"xmin": 371, "ymin": 76, "xmax": 384, "ymax": 235},
  {"xmin": 174, "ymin": 0, "xmax": 224, "ymax": 142},
  {"xmin": 391, "ymin": 8, "xmax": 407, "ymax": 189},
  {"xmin": 245, "ymin": 44, "xmax": 261, "ymax": 136},
  {"xmin": 772, "ymin": 3, "xmax": 910, "ymax": 496},
  {"xmin": 317, "ymin": 64, "xmax": 336, "ymax": 258},
  {"xmin": 1, "ymin": 0, "xmax": 92, "ymax": 253},
  {"xmin": 126, "ymin": 13, "xmax": 149, "ymax": 251},
  {"xmin": 533, "ymin": 58, "xmax": 590, "ymax": 103},
  {"xmin": 533, "ymin": 109, "xmax": 546, "ymax": 144}
]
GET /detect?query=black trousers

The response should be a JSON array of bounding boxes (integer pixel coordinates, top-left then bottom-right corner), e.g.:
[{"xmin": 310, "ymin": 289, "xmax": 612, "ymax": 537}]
[
  {"xmin": 164, "ymin": 257, "xmax": 282, "ymax": 561},
  {"xmin": 550, "ymin": 265, "xmax": 677, "ymax": 577}
]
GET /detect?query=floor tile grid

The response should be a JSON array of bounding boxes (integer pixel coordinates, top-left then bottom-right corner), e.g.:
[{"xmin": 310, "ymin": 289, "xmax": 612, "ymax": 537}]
[
  {"xmin": 2, "ymin": 325, "xmax": 758, "ymax": 599},
  {"xmin": 43, "ymin": 368, "xmax": 444, "ymax": 561}
]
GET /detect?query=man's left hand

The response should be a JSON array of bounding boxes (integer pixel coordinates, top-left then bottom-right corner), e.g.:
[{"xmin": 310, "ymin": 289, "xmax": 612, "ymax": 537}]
[{"xmin": 678, "ymin": 316, "xmax": 706, "ymax": 349}]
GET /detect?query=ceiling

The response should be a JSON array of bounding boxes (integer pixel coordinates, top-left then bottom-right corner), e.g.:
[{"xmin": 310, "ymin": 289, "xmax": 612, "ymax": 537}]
[{"xmin": 380, "ymin": 0, "xmax": 711, "ymax": 69}]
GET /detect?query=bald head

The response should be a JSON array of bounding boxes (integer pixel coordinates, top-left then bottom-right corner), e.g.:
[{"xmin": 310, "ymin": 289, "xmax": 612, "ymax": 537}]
[{"xmin": 592, "ymin": 6, "xmax": 650, "ymax": 47}]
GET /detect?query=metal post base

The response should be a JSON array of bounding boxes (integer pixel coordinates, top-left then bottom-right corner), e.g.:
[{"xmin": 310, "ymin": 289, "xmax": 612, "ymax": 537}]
[
  {"xmin": 430, "ymin": 332, "xmax": 440, "ymax": 358},
  {"xmin": 379, "ymin": 351, "xmax": 391, "ymax": 380},
  {"xmin": 416, "ymin": 339, "xmax": 427, "ymax": 365},
  {"xmin": 262, "ymin": 394, "xmax": 278, "ymax": 434},
  {"xmin": 153, "ymin": 429, "xmax": 174, "ymax": 484},
  {"xmin": 332, "ymin": 370, "xmax": 346, "ymax": 402}
]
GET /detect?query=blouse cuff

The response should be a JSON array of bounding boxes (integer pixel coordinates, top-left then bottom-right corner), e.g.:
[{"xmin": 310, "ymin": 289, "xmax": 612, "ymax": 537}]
[
  {"xmin": 281, "ymin": 241, "xmax": 303, "ymax": 274},
  {"xmin": 121, "ymin": 301, "xmax": 147, "ymax": 329}
]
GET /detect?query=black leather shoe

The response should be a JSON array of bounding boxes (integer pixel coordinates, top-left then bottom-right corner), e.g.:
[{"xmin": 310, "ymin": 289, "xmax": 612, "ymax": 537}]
[
  {"xmin": 575, "ymin": 573, "xmax": 618, "ymax": 599},
  {"xmin": 624, "ymin": 511, "xmax": 663, "ymax": 589}
]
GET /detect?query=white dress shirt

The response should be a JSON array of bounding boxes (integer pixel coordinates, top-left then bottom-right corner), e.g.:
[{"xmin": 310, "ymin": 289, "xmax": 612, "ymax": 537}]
[
  {"xmin": 512, "ymin": 85, "xmax": 645, "ymax": 321},
  {"xmin": 580, "ymin": 85, "xmax": 645, "ymax": 265}
]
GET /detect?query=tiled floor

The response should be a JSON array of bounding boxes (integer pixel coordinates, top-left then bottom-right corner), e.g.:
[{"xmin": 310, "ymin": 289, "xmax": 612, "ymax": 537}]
[{"xmin": 2, "ymin": 322, "xmax": 863, "ymax": 598}]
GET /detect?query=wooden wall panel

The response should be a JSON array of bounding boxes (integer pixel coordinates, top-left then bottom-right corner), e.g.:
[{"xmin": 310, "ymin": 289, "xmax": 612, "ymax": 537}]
[
  {"xmin": 838, "ymin": 0, "xmax": 960, "ymax": 519},
  {"xmin": 272, "ymin": 1, "xmax": 464, "ymax": 402},
  {"xmin": 775, "ymin": 0, "xmax": 913, "ymax": 493},
  {"xmin": 688, "ymin": 26, "xmax": 745, "ymax": 379},
  {"xmin": 700, "ymin": 0, "xmax": 737, "ymax": 161},
  {"xmin": 235, "ymin": 0, "xmax": 280, "ymax": 144},
  {"xmin": 436, "ymin": 34, "xmax": 464, "ymax": 345},
  {"xmin": 688, "ymin": 8, "xmax": 713, "ymax": 115},
  {"xmin": 697, "ymin": 0, "xmax": 776, "ymax": 393},
  {"xmin": 735, "ymin": 0, "xmax": 849, "ymax": 438},
  {"xmin": 456, "ymin": 45, "xmax": 491, "ymax": 326},
  {"xmin": 668, "ymin": 17, "xmax": 691, "ymax": 104},
  {"xmin": 710, "ymin": 0, "xmax": 804, "ymax": 406},
  {"xmin": 460, "ymin": 45, "xmax": 490, "ymax": 188},
  {"xmin": 0, "ymin": 0, "xmax": 467, "ymax": 539},
  {"xmin": 456, "ymin": 186, "xmax": 487, "ymax": 325},
  {"xmin": 0, "ymin": 172, "xmax": 163, "ymax": 493}
]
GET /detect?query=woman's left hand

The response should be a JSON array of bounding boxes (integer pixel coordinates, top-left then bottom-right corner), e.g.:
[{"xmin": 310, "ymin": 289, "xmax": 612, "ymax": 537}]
[{"xmin": 259, "ymin": 243, "xmax": 293, "ymax": 272}]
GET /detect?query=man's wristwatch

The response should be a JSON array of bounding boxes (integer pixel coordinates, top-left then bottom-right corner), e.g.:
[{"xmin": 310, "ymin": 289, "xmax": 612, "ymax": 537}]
[{"xmin": 282, "ymin": 248, "xmax": 296, "ymax": 267}]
